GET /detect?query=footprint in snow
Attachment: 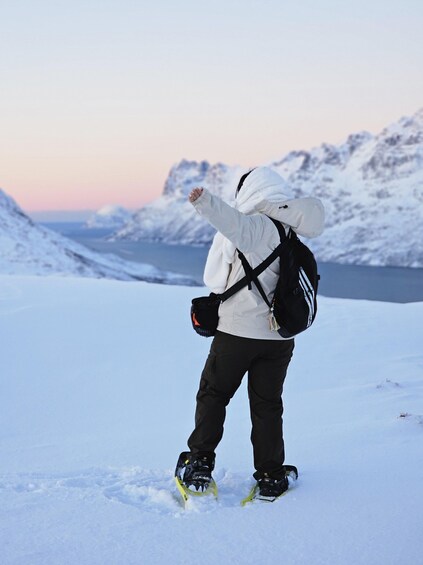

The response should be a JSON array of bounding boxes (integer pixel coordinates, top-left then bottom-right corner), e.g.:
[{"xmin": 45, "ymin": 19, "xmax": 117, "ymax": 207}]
[
  {"xmin": 376, "ymin": 378, "xmax": 402, "ymax": 389},
  {"xmin": 398, "ymin": 412, "xmax": 423, "ymax": 426},
  {"xmin": 0, "ymin": 468, "xmax": 258, "ymax": 515}
]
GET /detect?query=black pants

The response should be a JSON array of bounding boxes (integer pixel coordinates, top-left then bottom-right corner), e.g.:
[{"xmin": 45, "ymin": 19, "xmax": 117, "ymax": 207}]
[{"xmin": 188, "ymin": 331, "xmax": 294, "ymax": 479}]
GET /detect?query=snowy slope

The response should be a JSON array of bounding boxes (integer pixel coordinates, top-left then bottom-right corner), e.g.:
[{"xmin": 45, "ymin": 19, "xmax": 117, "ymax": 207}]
[
  {"xmin": 0, "ymin": 275, "xmax": 422, "ymax": 565},
  {"xmin": 85, "ymin": 205, "xmax": 132, "ymax": 229},
  {"xmin": 113, "ymin": 109, "xmax": 423, "ymax": 266},
  {"xmin": 0, "ymin": 189, "xmax": 193, "ymax": 285},
  {"xmin": 271, "ymin": 110, "xmax": 423, "ymax": 267}
]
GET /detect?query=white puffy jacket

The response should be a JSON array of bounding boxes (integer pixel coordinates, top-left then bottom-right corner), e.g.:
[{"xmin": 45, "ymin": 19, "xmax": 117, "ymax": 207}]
[{"xmin": 192, "ymin": 167, "xmax": 325, "ymax": 340}]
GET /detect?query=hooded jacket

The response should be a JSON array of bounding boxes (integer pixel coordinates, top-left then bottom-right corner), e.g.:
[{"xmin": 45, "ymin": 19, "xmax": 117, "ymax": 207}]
[{"xmin": 192, "ymin": 167, "xmax": 325, "ymax": 340}]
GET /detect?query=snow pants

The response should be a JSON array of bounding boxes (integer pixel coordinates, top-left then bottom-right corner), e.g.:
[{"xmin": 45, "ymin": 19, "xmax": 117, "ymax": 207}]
[{"xmin": 188, "ymin": 330, "xmax": 295, "ymax": 479}]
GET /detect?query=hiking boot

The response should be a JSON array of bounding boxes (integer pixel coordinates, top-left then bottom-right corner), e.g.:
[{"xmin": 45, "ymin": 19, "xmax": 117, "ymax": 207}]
[
  {"xmin": 257, "ymin": 474, "xmax": 289, "ymax": 498},
  {"xmin": 175, "ymin": 451, "xmax": 215, "ymax": 492}
]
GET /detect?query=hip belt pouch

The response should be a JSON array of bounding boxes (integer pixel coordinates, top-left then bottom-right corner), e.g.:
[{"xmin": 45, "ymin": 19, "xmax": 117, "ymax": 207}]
[{"xmin": 191, "ymin": 293, "xmax": 221, "ymax": 337}]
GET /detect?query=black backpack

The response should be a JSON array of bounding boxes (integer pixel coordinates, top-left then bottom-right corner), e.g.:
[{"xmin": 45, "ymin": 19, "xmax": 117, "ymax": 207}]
[
  {"xmin": 237, "ymin": 217, "xmax": 319, "ymax": 338},
  {"xmin": 191, "ymin": 217, "xmax": 319, "ymax": 339}
]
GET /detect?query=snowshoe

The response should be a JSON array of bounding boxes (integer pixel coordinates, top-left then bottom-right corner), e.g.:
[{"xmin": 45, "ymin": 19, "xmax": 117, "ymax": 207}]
[
  {"xmin": 174, "ymin": 451, "xmax": 218, "ymax": 505},
  {"xmin": 241, "ymin": 465, "xmax": 298, "ymax": 506}
]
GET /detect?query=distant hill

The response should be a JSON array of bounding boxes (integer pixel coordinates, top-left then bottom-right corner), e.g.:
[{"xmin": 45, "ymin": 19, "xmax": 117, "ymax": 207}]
[
  {"xmin": 86, "ymin": 205, "xmax": 132, "ymax": 229},
  {"xmin": 0, "ymin": 189, "xmax": 193, "ymax": 284}
]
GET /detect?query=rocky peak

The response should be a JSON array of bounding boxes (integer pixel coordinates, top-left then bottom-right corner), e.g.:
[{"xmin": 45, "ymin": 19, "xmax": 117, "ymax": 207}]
[
  {"xmin": 163, "ymin": 159, "xmax": 235, "ymax": 199},
  {"xmin": 361, "ymin": 110, "xmax": 423, "ymax": 181}
]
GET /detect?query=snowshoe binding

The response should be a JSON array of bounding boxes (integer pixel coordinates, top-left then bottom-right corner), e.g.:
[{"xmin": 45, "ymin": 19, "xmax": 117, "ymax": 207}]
[
  {"xmin": 241, "ymin": 465, "xmax": 298, "ymax": 506},
  {"xmin": 174, "ymin": 451, "xmax": 218, "ymax": 505}
]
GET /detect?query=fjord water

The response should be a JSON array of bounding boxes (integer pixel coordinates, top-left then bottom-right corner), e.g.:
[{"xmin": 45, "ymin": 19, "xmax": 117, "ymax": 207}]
[{"xmin": 45, "ymin": 223, "xmax": 423, "ymax": 303}]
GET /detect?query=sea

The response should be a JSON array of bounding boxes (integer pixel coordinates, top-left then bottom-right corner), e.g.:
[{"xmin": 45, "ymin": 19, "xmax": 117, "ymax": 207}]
[{"xmin": 44, "ymin": 222, "xmax": 423, "ymax": 304}]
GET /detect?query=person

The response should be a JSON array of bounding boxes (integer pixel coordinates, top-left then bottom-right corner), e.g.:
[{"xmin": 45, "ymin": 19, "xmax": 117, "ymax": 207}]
[{"xmin": 177, "ymin": 166, "xmax": 324, "ymax": 498}]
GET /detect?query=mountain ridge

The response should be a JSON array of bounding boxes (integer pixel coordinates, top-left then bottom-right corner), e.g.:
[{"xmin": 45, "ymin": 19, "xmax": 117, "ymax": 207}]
[{"xmin": 113, "ymin": 109, "xmax": 423, "ymax": 267}]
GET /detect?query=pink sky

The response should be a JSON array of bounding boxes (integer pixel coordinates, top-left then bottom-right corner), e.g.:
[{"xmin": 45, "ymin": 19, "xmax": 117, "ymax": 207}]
[{"xmin": 1, "ymin": 0, "xmax": 422, "ymax": 213}]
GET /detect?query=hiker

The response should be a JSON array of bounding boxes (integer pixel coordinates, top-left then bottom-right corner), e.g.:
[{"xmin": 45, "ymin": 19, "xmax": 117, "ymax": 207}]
[{"xmin": 177, "ymin": 166, "xmax": 324, "ymax": 499}]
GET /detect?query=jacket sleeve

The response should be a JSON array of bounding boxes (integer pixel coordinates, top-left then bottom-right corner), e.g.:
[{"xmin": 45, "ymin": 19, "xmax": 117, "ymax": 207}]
[{"xmin": 192, "ymin": 189, "xmax": 270, "ymax": 253}]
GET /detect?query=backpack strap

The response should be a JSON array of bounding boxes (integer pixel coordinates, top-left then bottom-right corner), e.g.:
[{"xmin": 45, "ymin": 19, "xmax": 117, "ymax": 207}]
[
  {"xmin": 218, "ymin": 242, "xmax": 283, "ymax": 303},
  {"xmin": 215, "ymin": 217, "xmax": 287, "ymax": 304},
  {"xmin": 236, "ymin": 217, "xmax": 287, "ymax": 308},
  {"xmin": 268, "ymin": 216, "xmax": 288, "ymax": 241},
  {"xmin": 237, "ymin": 251, "xmax": 272, "ymax": 308}
]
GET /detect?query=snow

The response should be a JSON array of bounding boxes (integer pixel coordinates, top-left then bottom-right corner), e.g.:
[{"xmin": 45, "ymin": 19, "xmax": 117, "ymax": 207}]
[
  {"xmin": 0, "ymin": 274, "xmax": 422, "ymax": 564},
  {"xmin": 85, "ymin": 205, "xmax": 132, "ymax": 229},
  {"xmin": 0, "ymin": 188, "xmax": 195, "ymax": 285},
  {"xmin": 111, "ymin": 161, "xmax": 244, "ymax": 246}
]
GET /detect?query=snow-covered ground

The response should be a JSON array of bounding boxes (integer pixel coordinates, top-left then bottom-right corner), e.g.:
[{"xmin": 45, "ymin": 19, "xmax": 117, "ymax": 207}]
[{"xmin": 1, "ymin": 275, "xmax": 422, "ymax": 565}]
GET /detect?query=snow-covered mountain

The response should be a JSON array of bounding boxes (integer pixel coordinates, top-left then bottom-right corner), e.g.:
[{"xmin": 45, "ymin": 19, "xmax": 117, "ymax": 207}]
[
  {"xmin": 85, "ymin": 205, "xmax": 132, "ymax": 229},
  {"xmin": 113, "ymin": 109, "xmax": 423, "ymax": 267},
  {"xmin": 112, "ymin": 161, "xmax": 244, "ymax": 245},
  {"xmin": 0, "ymin": 189, "xmax": 193, "ymax": 284}
]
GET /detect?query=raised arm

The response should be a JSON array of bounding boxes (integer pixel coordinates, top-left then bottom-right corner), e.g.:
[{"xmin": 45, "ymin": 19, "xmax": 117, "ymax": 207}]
[{"xmin": 188, "ymin": 188, "xmax": 269, "ymax": 254}]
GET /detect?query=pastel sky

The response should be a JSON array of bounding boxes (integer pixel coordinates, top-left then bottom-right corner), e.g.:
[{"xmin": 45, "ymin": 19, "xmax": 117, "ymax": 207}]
[{"xmin": 1, "ymin": 0, "xmax": 422, "ymax": 213}]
